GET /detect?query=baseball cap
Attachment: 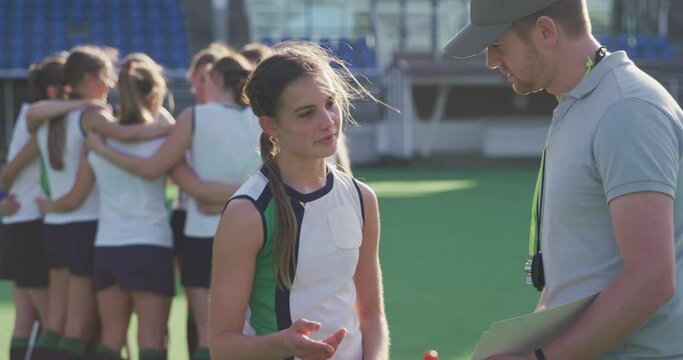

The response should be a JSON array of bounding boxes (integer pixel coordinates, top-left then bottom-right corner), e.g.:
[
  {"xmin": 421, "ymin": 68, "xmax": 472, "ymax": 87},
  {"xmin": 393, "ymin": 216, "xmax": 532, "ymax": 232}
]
[{"xmin": 444, "ymin": 0, "xmax": 560, "ymax": 58}]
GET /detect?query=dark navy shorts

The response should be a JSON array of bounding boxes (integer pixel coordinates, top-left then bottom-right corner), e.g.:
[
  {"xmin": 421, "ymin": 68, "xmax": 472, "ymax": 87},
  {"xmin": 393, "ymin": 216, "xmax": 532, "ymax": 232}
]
[
  {"xmin": 3, "ymin": 219, "xmax": 48, "ymax": 287},
  {"xmin": 170, "ymin": 209, "xmax": 186, "ymax": 257},
  {"xmin": 0, "ymin": 224, "xmax": 11, "ymax": 281},
  {"xmin": 94, "ymin": 245, "xmax": 175, "ymax": 296},
  {"xmin": 43, "ymin": 220, "xmax": 97, "ymax": 276},
  {"xmin": 181, "ymin": 236, "xmax": 213, "ymax": 288}
]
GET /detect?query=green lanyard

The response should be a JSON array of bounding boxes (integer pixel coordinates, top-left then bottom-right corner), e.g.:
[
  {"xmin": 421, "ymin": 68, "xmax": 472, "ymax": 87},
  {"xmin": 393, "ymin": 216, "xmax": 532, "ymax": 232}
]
[{"xmin": 528, "ymin": 148, "xmax": 546, "ymax": 256}]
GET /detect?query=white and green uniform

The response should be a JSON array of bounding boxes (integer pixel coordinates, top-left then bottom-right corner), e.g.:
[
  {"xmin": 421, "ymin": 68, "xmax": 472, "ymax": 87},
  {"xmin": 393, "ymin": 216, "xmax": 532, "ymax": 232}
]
[
  {"xmin": 88, "ymin": 137, "xmax": 172, "ymax": 248},
  {"xmin": 184, "ymin": 103, "xmax": 261, "ymax": 238},
  {"xmin": 232, "ymin": 166, "xmax": 364, "ymax": 360},
  {"xmin": 3, "ymin": 103, "xmax": 45, "ymax": 224},
  {"xmin": 36, "ymin": 109, "xmax": 99, "ymax": 224}
]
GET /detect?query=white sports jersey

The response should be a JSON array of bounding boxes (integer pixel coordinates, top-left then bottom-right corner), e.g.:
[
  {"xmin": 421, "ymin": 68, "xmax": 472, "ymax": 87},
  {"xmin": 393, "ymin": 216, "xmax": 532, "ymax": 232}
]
[
  {"xmin": 235, "ymin": 167, "xmax": 365, "ymax": 360},
  {"xmin": 88, "ymin": 136, "xmax": 172, "ymax": 248},
  {"xmin": 3, "ymin": 104, "xmax": 46, "ymax": 224},
  {"xmin": 36, "ymin": 109, "xmax": 99, "ymax": 224},
  {"xmin": 184, "ymin": 103, "xmax": 261, "ymax": 238}
]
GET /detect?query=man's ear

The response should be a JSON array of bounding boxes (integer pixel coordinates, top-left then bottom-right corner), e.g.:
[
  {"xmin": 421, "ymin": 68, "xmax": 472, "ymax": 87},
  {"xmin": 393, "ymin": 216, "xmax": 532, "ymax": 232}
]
[
  {"xmin": 535, "ymin": 16, "xmax": 559, "ymax": 48},
  {"xmin": 259, "ymin": 115, "xmax": 278, "ymax": 138}
]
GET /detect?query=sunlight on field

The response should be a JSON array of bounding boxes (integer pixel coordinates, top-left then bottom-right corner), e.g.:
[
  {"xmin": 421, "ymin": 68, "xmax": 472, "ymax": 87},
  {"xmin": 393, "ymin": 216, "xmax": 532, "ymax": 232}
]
[
  {"xmin": 367, "ymin": 180, "xmax": 478, "ymax": 198},
  {"xmin": 0, "ymin": 303, "xmax": 14, "ymax": 356},
  {"xmin": 125, "ymin": 293, "xmax": 189, "ymax": 360}
]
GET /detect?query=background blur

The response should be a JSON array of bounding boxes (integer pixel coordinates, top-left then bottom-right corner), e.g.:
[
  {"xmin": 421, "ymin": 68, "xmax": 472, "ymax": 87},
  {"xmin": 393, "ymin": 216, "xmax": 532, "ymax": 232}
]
[
  {"xmin": 0, "ymin": 1, "xmax": 681, "ymax": 359},
  {"xmin": 0, "ymin": 0, "xmax": 681, "ymax": 164}
]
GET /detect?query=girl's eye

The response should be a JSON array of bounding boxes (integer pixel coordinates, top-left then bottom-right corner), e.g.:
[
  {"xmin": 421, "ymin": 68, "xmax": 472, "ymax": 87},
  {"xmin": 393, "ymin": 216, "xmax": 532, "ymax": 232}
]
[{"xmin": 299, "ymin": 111, "xmax": 313, "ymax": 118}]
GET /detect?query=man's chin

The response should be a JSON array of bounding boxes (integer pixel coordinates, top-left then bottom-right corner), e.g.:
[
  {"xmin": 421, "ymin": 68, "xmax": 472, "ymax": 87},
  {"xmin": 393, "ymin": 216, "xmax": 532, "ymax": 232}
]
[{"xmin": 512, "ymin": 84, "xmax": 545, "ymax": 96}]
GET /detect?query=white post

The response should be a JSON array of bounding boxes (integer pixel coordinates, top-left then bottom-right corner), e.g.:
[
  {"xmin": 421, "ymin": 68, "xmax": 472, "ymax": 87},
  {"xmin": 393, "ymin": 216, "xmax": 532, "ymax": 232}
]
[{"xmin": 213, "ymin": 0, "xmax": 229, "ymax": 42}]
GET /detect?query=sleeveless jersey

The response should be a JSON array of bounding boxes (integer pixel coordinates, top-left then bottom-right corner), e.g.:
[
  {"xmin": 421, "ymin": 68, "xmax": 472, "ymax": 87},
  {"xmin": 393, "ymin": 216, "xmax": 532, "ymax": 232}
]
[
  {"xmin": 184, "ymin": 103, "xmax": 261, "ymax": 238},
  {"xmin": 36, "ymin": 109, "xmax": 99, "ymax": 224},
  {"xmin": 88, "ymin": 137, "xmax": 172, "ymax": 248},
  {"xmin": 232, "ymin": 167, "xmax": 365, "ymax": 360}
]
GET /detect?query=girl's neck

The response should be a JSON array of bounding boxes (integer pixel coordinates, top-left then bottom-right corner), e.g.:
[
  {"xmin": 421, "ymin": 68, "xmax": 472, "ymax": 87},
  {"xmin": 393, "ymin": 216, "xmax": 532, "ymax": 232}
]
[
  {"xmin": 212, "ymin": 91, "xmax": 238, "ymax": 106},
  {"xmin": 275, "ymin": 153, "xmax": 327, "ymax": 194}
]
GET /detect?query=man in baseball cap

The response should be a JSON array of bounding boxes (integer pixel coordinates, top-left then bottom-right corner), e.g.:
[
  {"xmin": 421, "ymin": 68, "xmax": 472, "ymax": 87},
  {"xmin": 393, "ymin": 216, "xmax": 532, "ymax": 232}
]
[{"xmin": 445, "ymin": 1, "xmax": 683, "ymax": 360}]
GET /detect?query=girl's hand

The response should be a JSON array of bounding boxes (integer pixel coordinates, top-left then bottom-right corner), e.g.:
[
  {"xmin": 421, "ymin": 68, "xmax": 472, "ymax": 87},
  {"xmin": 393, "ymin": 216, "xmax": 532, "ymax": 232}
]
[
  {"xmin": 85, "ymin": 131, "xmax": 106, "ymax": 153},
  {"xmin": 283, "ymin": 319, "xmax": 347, "ymax": 360},
  {"xmin": 0, "ymin": 194, "xmax": 20, "ymax": 216},
  {"xmin": 35, "ymin": 197, "xmax": 53, "ymax": 215}
]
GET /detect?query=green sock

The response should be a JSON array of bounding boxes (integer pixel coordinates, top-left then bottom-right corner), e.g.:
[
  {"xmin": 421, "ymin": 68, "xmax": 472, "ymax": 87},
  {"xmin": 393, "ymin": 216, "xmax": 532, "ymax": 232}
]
[
  {"xmin": 96, "ymin": 344, "xmax": 121, "ymax": 359},
  {"xmin": 139, "ymin": 348, "xmax": 166, "ymax": 359},
  {"xmin": 35, "ymin": 330, "xmax": 60, "ymax": 349},
  {"xmin": 57, "ymin": 336, "xmax": 86, "ymax": 356},
  {"xmin": 191, "ymin": 347, "xmax": 210, "ymax": 359},
  {"xmin": 10, "ymin": 337, "xmax": 30, "ymax": 349}
]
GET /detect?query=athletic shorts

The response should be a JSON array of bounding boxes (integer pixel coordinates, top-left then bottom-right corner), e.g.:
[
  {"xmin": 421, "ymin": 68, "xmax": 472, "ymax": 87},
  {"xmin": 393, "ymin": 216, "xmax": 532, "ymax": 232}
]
[
  {"xmin": 170, "ymin": 209, "xmax": 186, "ymax": 257},
  {"xmin": 3, "ymin": 219, "xmax": 48, "ymax": 287},
  {"xmin": 0, "ymin": 224, "xmax": 11, "ymax": 281},
  {"xmin": 181, "ymin": 236, "xmax": 213, "ymax": 288},
  {"xmin": 94, "ymin": 245, "xmax": 175, "ymax": 296},
  {"xmin": 43, "ymin": 221, "xmax": 97, "ymax": 276}
]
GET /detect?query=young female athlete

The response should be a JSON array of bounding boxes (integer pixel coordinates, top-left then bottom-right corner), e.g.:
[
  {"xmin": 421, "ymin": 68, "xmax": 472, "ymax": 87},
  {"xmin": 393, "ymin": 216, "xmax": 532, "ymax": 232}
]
[
  {"xmin": 0, "ymin": 55, "xmax": 64, "ymax": 360},
  {"xmin": 85, "ymin": 56, "xmax": 176, "ymax": 360},
  {"xmin": 208, "ymin": 42, "xmax": 389, "ymax": 360}
]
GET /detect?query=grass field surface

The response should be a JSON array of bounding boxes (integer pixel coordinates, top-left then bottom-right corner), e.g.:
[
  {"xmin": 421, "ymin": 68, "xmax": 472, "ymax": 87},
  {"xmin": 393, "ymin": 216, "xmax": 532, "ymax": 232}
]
[{"xmin": 0, "ymin": 167, "xmax": 540, "ymax": 360}]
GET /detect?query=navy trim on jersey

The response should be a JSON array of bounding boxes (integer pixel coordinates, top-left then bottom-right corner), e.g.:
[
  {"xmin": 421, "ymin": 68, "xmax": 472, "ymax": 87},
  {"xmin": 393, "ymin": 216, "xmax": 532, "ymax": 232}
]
[
  {"xmin": 218, "ymin": 102, "xmax": 247, "ymax": 111},
  {"xmin": 255, "ymin": 186, "xmax": 273, "ymax": 252},
  {"xmin": 259, "ymin": 165, "xmax": 334, "ymax": 203},
  {"xmin": 191, "ymin": 105, "xmax": 196, "ymax": 134},
  {"xmin": 78, "ymin": 110, "xmax": 88, "ymax": 137},
  {"xmin": 352, "ymin": 178, "xmax": 365, "ymax": 225}
]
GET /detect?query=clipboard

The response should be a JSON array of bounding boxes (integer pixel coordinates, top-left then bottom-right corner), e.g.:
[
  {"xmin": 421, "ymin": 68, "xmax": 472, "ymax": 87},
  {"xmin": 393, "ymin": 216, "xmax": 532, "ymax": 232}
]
[{"xmin": 471, "ymin": 293, "xmax": 599, "ymax": 360}]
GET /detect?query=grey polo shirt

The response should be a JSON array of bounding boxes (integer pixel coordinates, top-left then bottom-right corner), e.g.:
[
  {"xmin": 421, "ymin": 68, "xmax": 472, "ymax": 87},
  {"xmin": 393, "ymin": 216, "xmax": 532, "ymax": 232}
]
[{"xmin": 542, "ymin": 51, "xmax": 683, "ymax": 358}]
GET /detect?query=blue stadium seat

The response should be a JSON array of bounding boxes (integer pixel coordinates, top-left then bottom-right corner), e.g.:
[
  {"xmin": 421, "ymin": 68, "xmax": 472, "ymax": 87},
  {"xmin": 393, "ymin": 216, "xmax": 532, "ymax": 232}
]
[
  {"xmin": 260, "ymin": 37, "xmax": 275, "ymax": 46},
  {"xmin": 354, "ymin": 37, "xmax": 376, "ymax": 68},
  {"xmin": 336, "ymin": 38, "xmax": 355, "ymax": 66},
  {"xmin": 52, "ymin": 36, "xmax": 67, "ymax": 53},
  {"xmin": 68, "ymin": 1, "xmax": 87, "ymax": 21},
  {"xmin": 318, "ymin": 37, "xmax": 335, "ymax": 54},
  {"xmin": 10, "ymin": 46, "xmax": 26, "ymax": 68}
]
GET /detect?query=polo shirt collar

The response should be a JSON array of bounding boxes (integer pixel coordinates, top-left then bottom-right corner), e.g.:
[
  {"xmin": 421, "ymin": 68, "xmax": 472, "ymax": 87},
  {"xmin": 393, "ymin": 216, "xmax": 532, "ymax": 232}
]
[{"xmin": 565, "ymin": 51, "xmax": 631, "ymax": 100}]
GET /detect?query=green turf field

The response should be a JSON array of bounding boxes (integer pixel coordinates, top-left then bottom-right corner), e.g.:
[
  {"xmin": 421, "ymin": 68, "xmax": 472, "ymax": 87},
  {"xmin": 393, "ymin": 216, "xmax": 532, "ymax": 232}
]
[{"xmin": 0, "ymin": 167, "xmax": 540, "ymax": 360}]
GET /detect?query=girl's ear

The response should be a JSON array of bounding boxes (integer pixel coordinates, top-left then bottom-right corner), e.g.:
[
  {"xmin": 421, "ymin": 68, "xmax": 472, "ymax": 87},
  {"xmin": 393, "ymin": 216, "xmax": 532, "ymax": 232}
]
[
  {"xmin": 259, "ymin": 115, "xmax": 278, "ymax": 138},
  {"xmin": 46, "ymin": 85, "xmax": 59, "ymax": 99}
]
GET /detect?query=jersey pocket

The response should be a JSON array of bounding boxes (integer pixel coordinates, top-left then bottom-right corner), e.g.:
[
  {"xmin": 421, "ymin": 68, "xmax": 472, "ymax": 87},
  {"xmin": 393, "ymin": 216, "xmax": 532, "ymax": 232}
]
[{"xmin": 328, "ymin": 206, "xmax": 362, "ymax": 249}]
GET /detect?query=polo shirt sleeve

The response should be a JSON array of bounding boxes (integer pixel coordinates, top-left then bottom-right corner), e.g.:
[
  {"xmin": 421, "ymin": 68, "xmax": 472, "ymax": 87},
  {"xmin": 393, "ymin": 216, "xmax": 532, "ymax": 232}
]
[{"xmin": 593, "ymin": 98, "xmax": 679, "ymax": 202}]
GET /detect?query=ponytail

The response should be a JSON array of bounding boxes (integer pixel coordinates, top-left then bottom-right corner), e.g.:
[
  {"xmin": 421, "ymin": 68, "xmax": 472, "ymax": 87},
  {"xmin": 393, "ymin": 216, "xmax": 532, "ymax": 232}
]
[
  {"xmin": 47, "ymin": 88, "xmax": 77, "ymax": 170},
  {"xmin": 259, "ymin": 132, "xmax": 298, "ymax": 289}
]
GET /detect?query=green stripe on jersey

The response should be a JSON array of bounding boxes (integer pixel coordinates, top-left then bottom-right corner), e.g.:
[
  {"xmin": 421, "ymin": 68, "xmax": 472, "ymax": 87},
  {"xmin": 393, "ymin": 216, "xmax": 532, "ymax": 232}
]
[
  {"xmin": 39, "ymin": 155, "xmax": 51, "ymax": 197},
  {"xmin": 248, "ymin": 199, "xmax": 278, "ymax": 335}
]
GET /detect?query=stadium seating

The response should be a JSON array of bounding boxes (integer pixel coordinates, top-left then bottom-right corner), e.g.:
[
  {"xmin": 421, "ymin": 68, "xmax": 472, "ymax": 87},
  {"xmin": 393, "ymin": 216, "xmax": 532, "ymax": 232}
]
[
  {"xmin": 260, "ymin": 36, "xmax": 379, "ymax": 71},
  {"xmin": 597, "ymin": 33, "xmax": 678, "ymax": 60},
  {"xmin": 0, "ymin": 0, "xmax": 190, "ymax": 69}
]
